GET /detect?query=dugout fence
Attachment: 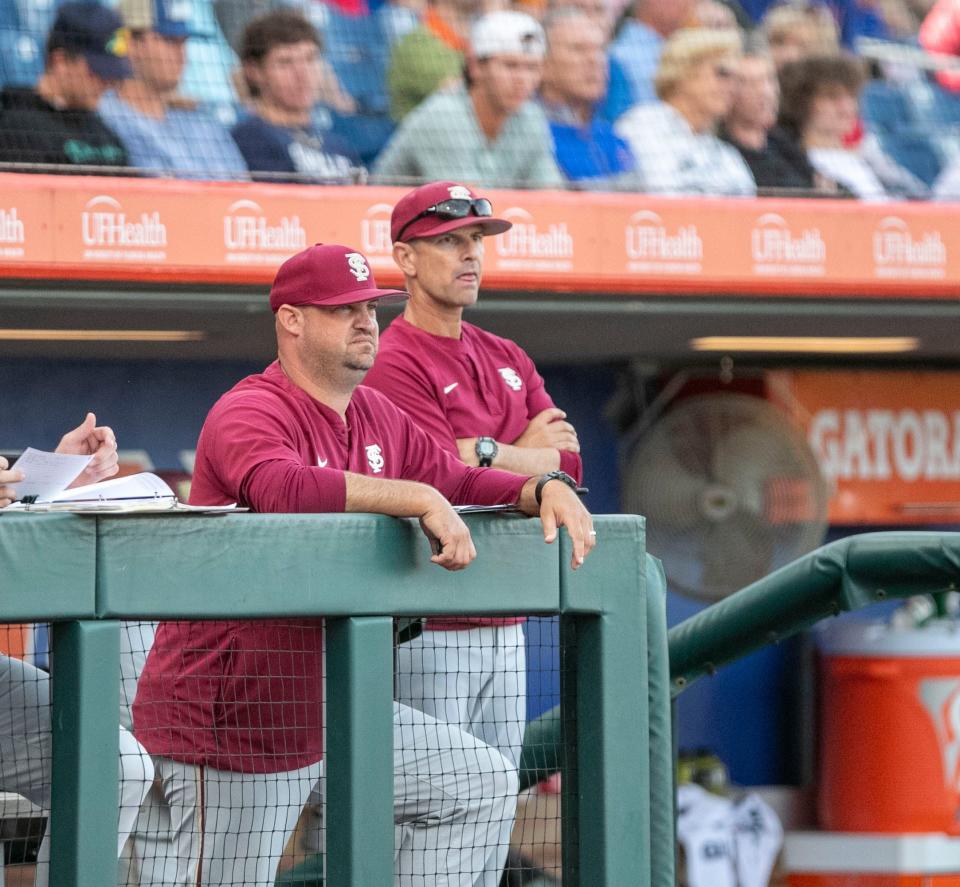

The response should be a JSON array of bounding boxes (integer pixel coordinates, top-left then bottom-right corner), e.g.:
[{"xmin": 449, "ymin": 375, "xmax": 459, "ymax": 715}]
[
  {"xmin": 2, "ymin": 510, "xmax": 658, "ymax": 887},
  {"xmin": 8, "ymin": 509, "xmax": 953, "ymax": 886}
]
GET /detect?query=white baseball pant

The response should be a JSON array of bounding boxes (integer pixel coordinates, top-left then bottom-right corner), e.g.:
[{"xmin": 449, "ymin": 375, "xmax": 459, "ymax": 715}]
[
  {"xmin": 394, "ymin": 623, "xmax": 527, "ymax": 887},
  {"xmin": 0, "ymin": 653, "xmax": 154, "ymax": 887},
  {"xmin": 134, "ymin": 701, "xmax": 518, "ymax": 886},
  {"xmin": 120, "ymin": 621, "xmax": 157, "ymax": 731}
]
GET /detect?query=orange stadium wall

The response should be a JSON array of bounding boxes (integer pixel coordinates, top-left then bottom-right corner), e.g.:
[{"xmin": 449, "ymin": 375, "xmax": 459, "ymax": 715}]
[{"xmin": 0, "ymin": 173, "xmax": 959, "ymax": 298}]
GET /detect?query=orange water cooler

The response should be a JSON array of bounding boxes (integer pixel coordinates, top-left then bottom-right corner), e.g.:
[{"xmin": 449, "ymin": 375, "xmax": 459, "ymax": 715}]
[{"xmin": 785, "ymin": 620, "xmax": 960, "ymax": 887}]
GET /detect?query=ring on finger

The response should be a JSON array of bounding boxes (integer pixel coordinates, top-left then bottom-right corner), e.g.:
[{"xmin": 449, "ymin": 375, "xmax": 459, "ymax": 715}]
[{"xmin": 588, "ymin": 530, "xmax": 597, "ymax": 536}]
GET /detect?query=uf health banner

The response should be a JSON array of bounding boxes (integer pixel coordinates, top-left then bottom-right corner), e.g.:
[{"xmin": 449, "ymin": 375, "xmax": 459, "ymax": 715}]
[
  {"xmin": 769, "ymin": 371, "xmax": 960, "ymax": 525},
  {"xmin": 0, "ymin": 173, "xmax": 958, "ymax": 296}
]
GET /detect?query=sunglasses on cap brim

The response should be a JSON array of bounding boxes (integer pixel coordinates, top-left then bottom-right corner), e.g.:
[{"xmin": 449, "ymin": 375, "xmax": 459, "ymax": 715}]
[{"xmin": 396, "ymin": 198, "xmax": 494, "ymax": 242}]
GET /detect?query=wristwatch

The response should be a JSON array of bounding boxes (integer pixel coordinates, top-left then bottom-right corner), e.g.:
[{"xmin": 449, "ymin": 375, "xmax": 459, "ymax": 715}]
[
  {"xmin": 535, "ymin": 470, "xmax": 588, "ymax": 505},
  {"xmin": 476, "ymin": 436, "xmax": 498, "ymax": 467}
]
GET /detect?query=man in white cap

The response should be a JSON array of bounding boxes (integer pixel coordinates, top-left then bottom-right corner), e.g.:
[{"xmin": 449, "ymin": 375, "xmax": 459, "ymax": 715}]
[{"xmin": 374, "ymin": 9, "xmax": 564, "ymax": 188}]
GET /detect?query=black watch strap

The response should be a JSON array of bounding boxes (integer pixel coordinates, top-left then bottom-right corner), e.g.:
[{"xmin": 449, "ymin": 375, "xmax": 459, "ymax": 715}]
[{"xmin": 534, "ymin": 470, "xmax": 586, "ymax": 505}]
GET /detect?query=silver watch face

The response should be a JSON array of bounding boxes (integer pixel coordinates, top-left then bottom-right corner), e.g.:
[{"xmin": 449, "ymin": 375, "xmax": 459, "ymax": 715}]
[{"xmin": 477, "ymin": 437, "xmax": 497, "ymax": 459}]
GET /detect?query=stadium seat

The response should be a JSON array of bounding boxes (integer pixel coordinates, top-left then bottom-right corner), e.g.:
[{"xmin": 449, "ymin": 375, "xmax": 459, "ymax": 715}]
[
  {"xmin": 0, "ymin": 4, "xmax": 20, "ymax": 31},
  {"xmin": 901, "ymin": 79, "xmax": 960, "ymax": 127},
  {"xmin": 877, "ymin": 129, "xmax": 944, "ymax": 186},
  {"xmin": 313, "ymin": 6, "xmax": 390, "ymax": 116},
  {"xmin": 13, "ymin": 0, "xmax": 59, "ymax": 37},
  {"xmin": 861, "ymin": 80, "xmax": 911, "ymax": 134},
  {"xmin": 327, "ymin": 108, "xmax": 396, "ymax": 168},
  {"xmin": 179, "ymin": 0, "xmax": 240, "ymax": 105},
  {"xmin": 0, "ymin": 30, "xmax": 43, "ymax": 88}
]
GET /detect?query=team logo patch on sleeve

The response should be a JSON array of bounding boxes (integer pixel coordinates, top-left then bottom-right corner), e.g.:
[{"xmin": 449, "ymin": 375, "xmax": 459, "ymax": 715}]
[
  {"xmin": 346, "ymin": 252, "xmax": 370, "ymax": 282},
  {"xmin": 365, "ymin": 443, "xmax": 385, "ymax": 473},
  {"xmin": 498, "ymin": 367, "xmax": 523, "ymax": 391}
]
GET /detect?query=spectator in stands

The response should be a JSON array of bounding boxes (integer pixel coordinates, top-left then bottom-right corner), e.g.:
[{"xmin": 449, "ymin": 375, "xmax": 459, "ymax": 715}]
[
  {"xmin": 232, "ymin": 9, "xmax": 360, "ymax": 183},
  {"xmin": 761, "ymin": 4, "xmax": 839, "ymax": 71},
  {"xmin": 548, "ymin": 0, "xmax": 633, "ymax": 122},
  {"xmin": 778, "ymin": 54, "xmax": 928, "ymax": 199},
  {"xmin": 920, "ymin": 0, "xmax": 960, "ymax": 92},
  {"xmin": 719, "ymin": 48, "xmax": 818, "ymax": 191},
  {"xmin": 614, "ymin": 28, "xmax": 757, "ymax": 195},
  {"xmin": 539, "ymin": 8, "xmax": 636, "ymax": 184},
  {"xmin": 387, "ymin": 0, "xmax": 479, "ymax": 120},
  {"xmin": 0, "ymin": 2, "xmax": 130, "ymax": 171},
  {"xmin": 696, "ymin": 0, "xmax": 741, "ymax": 30},
  {"xmin": 212, "ymin": 0, "xmax": 357, "ymax": 114},
  {"xmin": 610, "ymin": 0, "xmax": 695, "ymax": 107},
  {"xmin": 827, "ymin": 0, "xmax": 892, "ymax": 48},
  {"xmin": 97, "ymin": 0, "xmax": 248, "ymax": 180},
  {"xmin": 549, "ymin": 0, "xmax": 630, "ymax": 122},
  {"xmin": 375, "ymin": 10, "xmax": 564, "ymax": 188}
]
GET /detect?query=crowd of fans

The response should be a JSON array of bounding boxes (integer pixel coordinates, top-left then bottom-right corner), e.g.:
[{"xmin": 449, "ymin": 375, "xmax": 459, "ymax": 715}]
[{"xmin": 0, "ymin": 0, "xmax": 958, "ymax": 198}]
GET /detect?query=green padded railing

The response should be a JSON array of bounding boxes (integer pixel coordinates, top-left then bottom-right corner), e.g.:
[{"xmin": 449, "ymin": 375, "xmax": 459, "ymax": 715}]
[
  {"xmin": 667, "ymin": 531, "xmax": 960, "ymax": 697},
  {"xmin": 0, "ymin": 511, "xmax": 656, "ymax": 887},
  {"xmin": 515, "ymin": 530, "xmax": 960, "ymax": 887}
]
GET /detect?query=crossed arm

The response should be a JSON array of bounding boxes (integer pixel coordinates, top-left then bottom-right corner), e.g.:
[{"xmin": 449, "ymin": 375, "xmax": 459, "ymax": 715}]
[{"xmin": 456, "ymin": 407, "xmax": 581, "ymax": 474}]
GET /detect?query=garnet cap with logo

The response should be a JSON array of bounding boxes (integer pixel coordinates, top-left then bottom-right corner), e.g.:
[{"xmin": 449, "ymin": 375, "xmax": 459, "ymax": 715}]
[
  {"xmin": 391, "ymin": 181, "xmax": 512, "ymax": 243},
  {"xmin": 269, "ymin": 244, "xmax": 408, "ymax": 313}
]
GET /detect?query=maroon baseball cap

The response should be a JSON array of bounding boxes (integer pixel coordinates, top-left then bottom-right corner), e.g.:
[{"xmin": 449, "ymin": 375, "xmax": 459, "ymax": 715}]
[
  {"xmin": 391, "ymin": 182, "xmax": 512, "ymax": 243},
  {"xmin": 269, "ymin": 244, "xmax": 407, "ymax": 313}
]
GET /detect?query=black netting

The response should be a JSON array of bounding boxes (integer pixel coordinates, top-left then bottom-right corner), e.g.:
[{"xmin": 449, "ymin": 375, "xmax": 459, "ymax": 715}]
[{"xmin": 0, "ymin": 0, "xmax": 949, "ymax": 198}]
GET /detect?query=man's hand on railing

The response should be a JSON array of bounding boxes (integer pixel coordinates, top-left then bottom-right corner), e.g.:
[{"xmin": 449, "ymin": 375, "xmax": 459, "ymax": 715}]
[
  {"xmin": 419, "ymin": 497, "xmax": 478, "ymax": 571},
  {"xmin": 518, "ymin": 475, "xmax": 596, "ymax": 570}
]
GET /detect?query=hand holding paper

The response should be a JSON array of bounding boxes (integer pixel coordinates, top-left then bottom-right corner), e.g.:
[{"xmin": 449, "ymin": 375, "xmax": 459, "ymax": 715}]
[
  {"xmin": 56, "ymin": 412, "xmax": 119, "ymax": 487},
  {"xmin": 0, "ymin": 456, "xmax": 24, "ymax": 508},
  {"xmin": 5, "ymin": 448, "xmax": 94, "ymax": 504}
]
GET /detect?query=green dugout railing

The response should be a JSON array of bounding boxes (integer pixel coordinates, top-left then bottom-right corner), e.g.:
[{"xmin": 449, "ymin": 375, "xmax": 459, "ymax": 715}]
[
  {"xmin": 7, "ymin": 512, "xmax": 957, "ymax": 887},
  {"xmin": 518, "ymin": 531, "xmax": 960, "ymax": 887},
  {"xmin": 1, "ymin": 511, "xmax": 656, "ymax": 887}
]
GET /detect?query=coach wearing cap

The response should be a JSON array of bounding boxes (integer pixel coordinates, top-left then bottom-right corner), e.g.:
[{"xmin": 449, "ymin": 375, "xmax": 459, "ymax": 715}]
[
  {"xmin": 0, "ymin": 1, "xmax": 131, "ymax": 169},
  {"xmin": 131, "ymin": 243, "xmax": 594, "ymax": 886},
  {"xmin": 374, "ymin": 9, "xmax": 564, "ymax": 189},
  {"xmin": 364, "ymin": 181, "xmax": 584, "ymax": 886}
]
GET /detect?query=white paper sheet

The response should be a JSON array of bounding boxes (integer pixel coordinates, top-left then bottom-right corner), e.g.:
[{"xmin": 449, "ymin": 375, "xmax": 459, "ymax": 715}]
[
  {"xmin": 3, "ymin": 471, "xmax": 241, "ymax": 514},
  {"xmin": 8, "ymin": 448, "xmax": 92, "ymax": 502}
]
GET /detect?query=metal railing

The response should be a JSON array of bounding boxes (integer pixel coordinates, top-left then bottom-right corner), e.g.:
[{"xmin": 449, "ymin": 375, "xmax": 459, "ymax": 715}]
[{"xmin": 2, "ymin": 510, "xmax": 657, "ymax": 887}]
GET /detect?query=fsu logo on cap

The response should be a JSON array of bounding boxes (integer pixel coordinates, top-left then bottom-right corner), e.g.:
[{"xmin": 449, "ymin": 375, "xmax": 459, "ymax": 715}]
[
  {"xmin": 448, "ymin": 185, "xmax": 473, "ymax": 200},
  {"xmin": 346, "ymin": 252, "xmax": 370, "ymax": 282}
]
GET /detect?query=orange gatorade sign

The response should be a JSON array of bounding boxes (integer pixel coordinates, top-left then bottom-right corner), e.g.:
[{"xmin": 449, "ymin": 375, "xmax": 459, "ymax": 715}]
[
  {"xmin": 2, "ymin": 172, "xmax": 960, "ymax": 296},
  {"xmin": 770, "ymin": 371, "xmax": 960, "ymax": 524}
]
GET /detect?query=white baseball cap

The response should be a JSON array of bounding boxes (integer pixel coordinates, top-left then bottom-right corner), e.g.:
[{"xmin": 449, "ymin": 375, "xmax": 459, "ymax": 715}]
[{"xmin": 470, "ymin": 10, "xmax": 546, "ymax": 60}]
